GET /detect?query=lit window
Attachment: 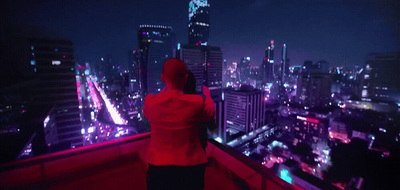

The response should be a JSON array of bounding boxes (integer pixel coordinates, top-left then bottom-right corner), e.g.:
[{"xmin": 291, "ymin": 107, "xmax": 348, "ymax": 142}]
[
  {"xmin": 362, "ymin": 90, "xmax": 368, "ymax": 97},
  {"xmin": 52, "ymin": 60, "xmax": 61, "ymax": 65},
  {"xmin": 30, "ymin": 60, "xmax": 36, "ymax": 66}
]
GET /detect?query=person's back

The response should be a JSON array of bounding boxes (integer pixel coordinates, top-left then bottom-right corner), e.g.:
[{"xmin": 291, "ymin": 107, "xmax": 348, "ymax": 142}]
[
  {"xmin": 144, "ymin": 91, "xmax": 212, "ymax": 165},
  {"xmin": 143, "ymin": 58, "xmax": 215, "ymax": 190}
]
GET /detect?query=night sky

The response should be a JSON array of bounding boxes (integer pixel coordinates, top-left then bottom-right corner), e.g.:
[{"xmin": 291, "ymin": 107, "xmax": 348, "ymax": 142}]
[{"xmin": 3, "ymin": 0, "xmax": 400, "ymax": 68}]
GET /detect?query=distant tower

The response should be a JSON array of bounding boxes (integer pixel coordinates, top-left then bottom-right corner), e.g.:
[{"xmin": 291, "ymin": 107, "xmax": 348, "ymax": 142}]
[
  {"xmin": 296, "ymin": 73, "xmax": 332, "ymax": 107},
  {"xmin": 262, "ymin": 40, "xmax": 275, "ymax": 84},
  {"xmin": 239, "ymin": 57, "xmax": 251, "ymax": 83},
  {"xmin": 281, "ymin": 43, "xmax": 288, "ymax": 82},
  {"xmin": 128, "ymin": 50, "xmax": 140, "ymax": 93},
  {"xmin": 102, "ymin": 53, "xmax": 113, "ymax": 78},
  {"xmin": 138, "ymin": 25, "xmax": 174, "ymax": 97},
  {"xmin": 188, "ymin": 0, "xmax": 210, "ymax": 46}
]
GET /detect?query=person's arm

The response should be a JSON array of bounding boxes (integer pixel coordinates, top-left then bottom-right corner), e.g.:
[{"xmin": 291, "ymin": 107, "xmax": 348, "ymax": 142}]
[
  {"xmin": 143, "ymin": 87, "xmax": 165, "ymax": 120},
  {"xmin": 201, "ymin": 85, "xmax": 215, "ymax": 121},
  {"xmin": 143, "ymin": 94, "xmax": 155, "ymax": 121}
]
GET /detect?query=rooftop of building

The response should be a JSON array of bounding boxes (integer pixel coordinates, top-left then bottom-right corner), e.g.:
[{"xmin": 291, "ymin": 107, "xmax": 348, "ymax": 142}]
[
  {"xmin": 291, "ymin": 169, "xmax": 340, "ymax": 190},
  {"xmin": 224, "ymin": 85, "xmax": 262, "ymax": 95},
  {"xmin": 0, "ymin": 132, "xmax": 296, "ymax": 190},
  {"xmin": 0, "ymin": 105, "xmax": 53, "ymax": 164},
  {"xmin": 181, "ymin": 44, "xmax": 221, "ymax": 51}
]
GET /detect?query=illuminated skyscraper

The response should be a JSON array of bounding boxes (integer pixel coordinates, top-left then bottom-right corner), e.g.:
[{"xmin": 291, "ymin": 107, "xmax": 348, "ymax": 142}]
[
  {"xmin": 281, "ymin": 44, "xmax": 289, "ymax": 82},
  {"xmin": 262, "ymin": 40, "xmax": 275, "ymax": 84},
  {"xmin": 179, "ymin": 45, "xmax": 223, "ymax": 101},
  {"xmin": 29, "ymin": 38, "xmax": 82, "ymax": 149},
  {"xmin": 128, "ymin": 50, "xmax": 140, "ymax": 93},
  {"xmin": 188, "ymin": 0, "xmax": 210, "ymax": 46},
  {"xmin": 138, "ymin": 25, "xmax": 174, "ymax": 97}
]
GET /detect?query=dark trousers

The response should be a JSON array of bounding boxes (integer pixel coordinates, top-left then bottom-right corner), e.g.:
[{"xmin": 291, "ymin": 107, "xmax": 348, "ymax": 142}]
[{"xmin": 147, "ymin": 164, "xmax": 206, "ymax": 190}]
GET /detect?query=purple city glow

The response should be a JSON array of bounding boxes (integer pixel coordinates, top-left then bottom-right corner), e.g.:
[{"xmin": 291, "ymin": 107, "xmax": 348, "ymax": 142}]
[{"xmin": 86, "ymin": 78, "xmax": 101, "ymax": 110}]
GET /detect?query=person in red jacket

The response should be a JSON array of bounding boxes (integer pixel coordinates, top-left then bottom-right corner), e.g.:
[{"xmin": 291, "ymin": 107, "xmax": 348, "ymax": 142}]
[{"xmin": 143, "ymin": 58, "xmax": 215, "ymax": 190}]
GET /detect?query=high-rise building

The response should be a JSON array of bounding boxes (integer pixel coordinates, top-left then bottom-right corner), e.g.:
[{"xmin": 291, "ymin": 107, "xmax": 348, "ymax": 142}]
[
  {"xmin": 29, "ymin": 38, "xmax": 82, "ymax": 149},
  {"xmin": 180, "ymin": 45, "xmax": 205, "ymax": 92},
  {"xmin": 360, "ymin": 52, "xmax": 400, "ymax": 103},
  {"xmin": 224, "ymin": 86, "xmax": 265, "ymax": 142},
  {"xmin": 188, "ymin": 0, "xmax": 210, "ymax": 46},
  {"xmin": 302, "ymin": 60, "xmax": 329, "ymax": 74},
  {"xmin": 180, "ymin": 44, "xmax": 224, "ymax": 142},
  {"xmin": 262, "ymin": 40, "xmax": 275, "ymax": 84},
  {"xmin": 179, "ymin": 45, "xmax": 223, "ymax": 101},
  {"xmin": 291, "ymin": 115, "xmax": 329, "ymax": 147},
  {"xmin": 296, "ymin": 73, "xmax": 332, "ymax": 107},
  {"xmin": 0, "ymin": 105, "xmax": 56, "ymax": 163},
  {"xmin": 128, "ymin": 50, "xmax": 141, "ymax": 93},
  {"xmin": 206, "ymin": 47, "xmax": 223, "ymax": 101},
  {"xmin": 239, "ymin": 57, "xmax": 251, "ymax": 83},
  {"xmin": 138, "ymin": 25, "xmax": 174, "ymax": 97},
  {"xmin": 101, "ymin": 53, "xmax": 113, "ymax": 78},
  {"xmin": 281, "ymin": 44, "xmax": 289, "ymax": 82}
]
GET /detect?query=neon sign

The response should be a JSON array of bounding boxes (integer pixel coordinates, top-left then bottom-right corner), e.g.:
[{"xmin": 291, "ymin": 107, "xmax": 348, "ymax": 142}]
[{"xmin": 296, "ymin": 116, "xmax": 319, "ymax": 124}]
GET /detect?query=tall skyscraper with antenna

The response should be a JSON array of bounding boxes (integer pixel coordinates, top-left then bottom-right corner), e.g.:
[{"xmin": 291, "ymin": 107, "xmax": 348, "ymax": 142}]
[
  {"xmin": 281, "ymin": 43, "xmax": 289, "ymax": 82},
  {"xmin": 262, "ymin": 40, "xmax": 275, "ymax": 84}
]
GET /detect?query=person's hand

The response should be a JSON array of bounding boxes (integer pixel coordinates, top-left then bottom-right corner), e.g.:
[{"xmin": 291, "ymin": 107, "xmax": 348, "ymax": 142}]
[{"xmin": 202, "ymin": 85, "xmax": 211, "ymax": 97}]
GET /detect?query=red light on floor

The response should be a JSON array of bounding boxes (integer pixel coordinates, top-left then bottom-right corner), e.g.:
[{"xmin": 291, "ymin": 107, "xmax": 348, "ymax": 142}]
[{"xmin": 63, "ymin": 55, "xmax": 66, "ymax": 58}]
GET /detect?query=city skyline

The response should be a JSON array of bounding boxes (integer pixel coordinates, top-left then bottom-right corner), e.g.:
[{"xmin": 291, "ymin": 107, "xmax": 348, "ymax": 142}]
[
  {"xmin": 1, "ymin": 1, "xmax": 400, "ymax": 189},
  {"xmin": 2, "ymin": 0, "xmax": 399, "ymax": 68}
]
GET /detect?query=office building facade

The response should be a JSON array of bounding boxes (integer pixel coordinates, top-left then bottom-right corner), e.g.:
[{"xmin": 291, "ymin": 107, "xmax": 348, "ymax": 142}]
[
  {"xmin": 262, "ymin": 40, "xmax": 275, "ymax": 84},
  {"xmin": 360, "ymin": 52, "xmax": 400, "ymax": 103},
  {"xmin": 239, "ymin": 57, "xmax": 251, "ymax": 83},
  {"xmin": 296, "ymin": 73, "xmax": 332, "ymax": 107},
  {"xmin": 224, "ymin": 87, "xmax": 265, "ymax": 137},
  {"xmin": 188, "ymin": 0, "xmax": 210, "ymax": 46},
  {"xmin": 29, "ymin": 38, "xmax": 82, "ymax": 149},
  {"xmin": 291, "ymin": 115, "xmax": 329, "ymax": 147},
  {"xmin": 138, "ymin": 25, "xmax": 174, "ymax": 96},
  {"xmin": 179, "ymin": 45, "xmax": 223, "ymax": 101}
]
